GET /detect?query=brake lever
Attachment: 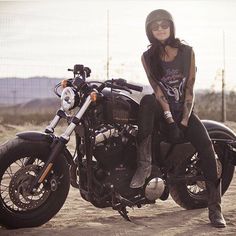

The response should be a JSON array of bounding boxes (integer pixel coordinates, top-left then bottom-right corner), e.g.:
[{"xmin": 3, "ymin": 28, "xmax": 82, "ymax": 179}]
[
  {"xmin": 112, "ymin": 83, "xmax": 132, "ymax": 94},
  {"xmin": 122, "ymin": 86, "xmax": 132, "ymax": 94},
  {"xmin": 105, "ymin": 81, "xmax": 132, "ymax": 94}
]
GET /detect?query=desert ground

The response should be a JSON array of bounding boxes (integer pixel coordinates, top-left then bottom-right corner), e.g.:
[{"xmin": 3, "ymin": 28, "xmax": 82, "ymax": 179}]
[{"xmin": 0, "ymin": 123, "xmax": 236, "ymax": 236}]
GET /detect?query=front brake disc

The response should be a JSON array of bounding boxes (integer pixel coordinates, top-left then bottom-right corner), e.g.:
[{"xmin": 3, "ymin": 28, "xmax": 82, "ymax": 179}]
[{"xmin": 9, "ymin": 165, "xmax": 51, "ymax": 210}]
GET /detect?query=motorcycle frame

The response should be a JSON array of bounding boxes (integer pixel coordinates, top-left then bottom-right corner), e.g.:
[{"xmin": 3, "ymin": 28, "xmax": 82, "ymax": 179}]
[
  {"xmin": 16, "ymin": 92, "xmax": 236, "ymax": 199},
  {"xmin": 67, "ymin": 114, "xmax": 236, "ymax": 195}
]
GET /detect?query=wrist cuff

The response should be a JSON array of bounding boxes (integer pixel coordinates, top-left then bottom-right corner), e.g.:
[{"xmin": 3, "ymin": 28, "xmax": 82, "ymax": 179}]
[{"xmin": 164, "ymin": 111, "xmax": 173, "ymax": 120}]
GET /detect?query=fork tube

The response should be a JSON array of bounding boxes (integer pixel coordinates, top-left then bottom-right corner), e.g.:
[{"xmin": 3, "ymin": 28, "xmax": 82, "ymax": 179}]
[
  {"xmin": 61, "ymin": 96, "xmax": 92, "ymax": 141},
  {"xmin": 29, "ymin": 138, "xmax": 66, "ymax": 191},
  {"xmin": 45, "ymin": 109, "xmax": 66, "ymax": 133},
  {"xmin": 30, "ymin": 95, "xmax": 92, "ymax": 191}
]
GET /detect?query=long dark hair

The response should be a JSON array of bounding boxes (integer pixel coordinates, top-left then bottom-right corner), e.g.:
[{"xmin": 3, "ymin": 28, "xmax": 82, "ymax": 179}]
[{"xmin": 145, "ymin": 21, "xmax": 182, "ymax": 80}]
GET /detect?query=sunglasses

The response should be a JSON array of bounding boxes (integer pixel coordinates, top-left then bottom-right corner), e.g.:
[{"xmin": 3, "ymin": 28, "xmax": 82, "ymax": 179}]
[{"xmin": 150, "ymin": 21, "xmax": 170, "ymax": 31}]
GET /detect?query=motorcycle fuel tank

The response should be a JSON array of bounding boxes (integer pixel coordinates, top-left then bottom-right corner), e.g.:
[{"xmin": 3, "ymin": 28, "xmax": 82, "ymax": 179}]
[{"xmin": 102, "ymin": 89, "xmax": 139, "ymax": 124}]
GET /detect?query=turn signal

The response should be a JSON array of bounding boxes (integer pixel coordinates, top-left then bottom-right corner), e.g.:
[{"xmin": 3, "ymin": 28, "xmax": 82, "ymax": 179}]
[
  {"xmin": 61, "ymin": 80, "xmax": 68, "ymax": 88},
  {"xmin": 90, "ymin": 92, "xmax": 97, "ymax": 102}
]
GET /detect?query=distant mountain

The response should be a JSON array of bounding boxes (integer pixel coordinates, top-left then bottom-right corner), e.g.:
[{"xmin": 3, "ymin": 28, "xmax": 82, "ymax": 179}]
[
  {"xmin": 0, "ymin": 77, "xmax": 62, "ymax": 105},
  {"xmin": 0, "ymin": 76, "xmax": 153, "ymax": 106},
  {"xmin": 2, "ymin": 77, "xmax": 235, "ymax": 121},
  {"xmin": 18, "ymin": 97, "xmax": 60, "ymax": 112},
  {"xmin": 1, "ymin": 77, "xmax": 236, "ymax": 123}
]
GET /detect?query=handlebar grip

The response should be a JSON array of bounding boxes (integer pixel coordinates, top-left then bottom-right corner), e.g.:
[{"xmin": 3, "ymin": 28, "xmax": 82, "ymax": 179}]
[
  {"xmin": 126, "ymin": 83, "xmax": 143, "ymax": 92},
  {"xmin": 106, "ymin": 83, "xmax": 125, "ymax": 91}
]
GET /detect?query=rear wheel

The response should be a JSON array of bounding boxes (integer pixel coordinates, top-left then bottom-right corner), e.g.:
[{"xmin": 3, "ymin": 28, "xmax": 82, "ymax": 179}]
[
  {"xmin": 0, "ymin": 138, "xmax": 70, "ymax": 229},
  {"xmin": 169, "ymin": 130, "xmax": 235, "ymax": 209}
]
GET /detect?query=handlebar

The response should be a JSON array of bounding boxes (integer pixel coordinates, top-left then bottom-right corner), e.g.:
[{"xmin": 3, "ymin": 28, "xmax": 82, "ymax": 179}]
[
  {"xmin": 109, "ymin": 78, "xmax": 143, "ymax": 92},
  {"xmin": 125, "ymin": 82, "xmax": 143, "ymax": 92},
  {"xmin": 106, "ymin": 83, "xmax": 130, "ymax": 93},
  {"xmin": 67, "ymin": 65, "xmax": 142, "ymax": 92},
  {"xmin": 55, "ymin": 66, "xmax": 144, "ymax": 97}
]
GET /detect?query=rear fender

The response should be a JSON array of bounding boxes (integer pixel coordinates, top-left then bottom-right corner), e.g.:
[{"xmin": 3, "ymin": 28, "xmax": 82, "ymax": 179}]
[
  {"xmin": 159, "ymin": 120, "xmax": 236, "ymax": 166},
  {"xmin": 225, "ymin": 141, "xmax": 236, "ymax": 165},
  {"xmin": 202, "ymin": 120, "xmax": 236, "ymax": 139},
  {"xmin": 202, "ymin": 120, "xmax": 236, "ymax": 165}
]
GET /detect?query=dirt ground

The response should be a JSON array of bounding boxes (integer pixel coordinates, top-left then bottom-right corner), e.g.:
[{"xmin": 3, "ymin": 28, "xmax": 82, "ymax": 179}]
[{"xmin": 0, "ymin": 123, "xmax": 236, "ymax": 236}]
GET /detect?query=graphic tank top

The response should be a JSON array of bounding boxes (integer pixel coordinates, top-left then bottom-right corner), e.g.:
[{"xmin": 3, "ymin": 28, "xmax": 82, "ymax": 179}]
[
  {"xmin": 159, "ymin": 51, "xmax": 186, "ymax": 121},
  {"xmin": 143, "ymin": 44, "xmax": 192, "ymax": 122}
]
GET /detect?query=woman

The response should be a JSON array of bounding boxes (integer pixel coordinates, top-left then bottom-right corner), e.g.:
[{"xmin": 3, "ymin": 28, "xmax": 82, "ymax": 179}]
[{"xmin": 130, "ymin": 9, "xmax": 226, "ymax": 228}]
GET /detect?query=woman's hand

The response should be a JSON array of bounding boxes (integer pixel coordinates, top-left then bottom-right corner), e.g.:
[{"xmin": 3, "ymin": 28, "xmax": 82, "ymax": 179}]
[
  {"xmin": 179, "ymin": 121, "xmax": 188, "ymax": 137},
  {"xmin": 180, "ymin": 119, "xmax": 188, "ymax": 127},
  {"xmin": 167, "ymin": 122, "xmax": 184, "ymax": 143}
]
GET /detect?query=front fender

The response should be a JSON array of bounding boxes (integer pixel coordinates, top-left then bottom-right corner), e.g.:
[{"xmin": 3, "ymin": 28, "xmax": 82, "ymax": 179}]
[
  {"xmin": 16, "ymin": 131, "xmax": 54, "ymax": 143},
  {"xmin": 202, "ymin": 120, "xmax": 236, "ymax": 139},
  {"xmin": 16, "ymin": 131, "xmax": 74, "ymax": 165}
]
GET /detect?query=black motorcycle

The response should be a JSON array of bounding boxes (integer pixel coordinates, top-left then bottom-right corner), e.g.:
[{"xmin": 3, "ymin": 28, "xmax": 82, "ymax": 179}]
[{"xmin": 0, "ymin": 64, "xmax": 236, "ymax": 229}]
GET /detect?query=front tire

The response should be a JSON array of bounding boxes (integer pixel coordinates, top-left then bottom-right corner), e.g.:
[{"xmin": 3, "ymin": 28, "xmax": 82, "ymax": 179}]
[
  {"xmin": 0, "ymin": 138, "xmax": 70, "ymax": 229},
  {"xmin": 169, "ymin": 130, "xmax": 235, "ymax": 209}
]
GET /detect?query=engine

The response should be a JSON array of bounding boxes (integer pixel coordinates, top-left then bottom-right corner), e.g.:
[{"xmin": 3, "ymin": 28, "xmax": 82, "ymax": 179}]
[
  {"xmin": 93, "ymin": 123, "xmax": 138, "ymax": 170},
  {"xmin": 80, "ymin": 123, "xmax": 166, "ymax": 206}
]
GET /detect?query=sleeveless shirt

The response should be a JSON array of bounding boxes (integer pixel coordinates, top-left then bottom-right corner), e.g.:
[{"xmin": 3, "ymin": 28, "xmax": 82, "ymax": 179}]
[{"xmin": 143, "ymin": 44, "xmax": 192, "ymax": 122}]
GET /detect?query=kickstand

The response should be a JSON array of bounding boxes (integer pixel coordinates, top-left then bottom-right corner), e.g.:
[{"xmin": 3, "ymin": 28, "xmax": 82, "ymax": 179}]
[{"xmin": 118, "ymin": 207, "xmax": 131, "ymax": 222}]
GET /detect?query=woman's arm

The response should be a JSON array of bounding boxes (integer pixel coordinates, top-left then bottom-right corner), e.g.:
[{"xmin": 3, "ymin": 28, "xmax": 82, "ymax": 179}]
[
  {"xmin": 154, "ymin": 85, "xmax": 175, "ymax": 123},
  {"xmin": 141, "ymin": 55, "xmax": 174, "ymax": 124},
  {"xmin": 181, "ymin": 49, "xmax": 196, "ymax": 127}
]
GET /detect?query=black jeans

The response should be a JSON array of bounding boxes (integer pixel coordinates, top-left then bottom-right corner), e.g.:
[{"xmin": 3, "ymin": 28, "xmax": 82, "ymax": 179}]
[{"xmin": 138, "ymin": 94, "xmax": 218, "ymax": 183}]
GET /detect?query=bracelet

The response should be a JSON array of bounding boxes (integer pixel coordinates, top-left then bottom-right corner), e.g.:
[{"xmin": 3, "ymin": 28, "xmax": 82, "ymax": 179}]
[{"xmin": 164, "ymin": 111, "xmax": 173, "ymax": 120}]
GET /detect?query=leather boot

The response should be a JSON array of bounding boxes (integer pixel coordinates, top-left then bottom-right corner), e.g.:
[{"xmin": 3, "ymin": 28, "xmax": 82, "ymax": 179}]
[
  {"xmin": 206, "ymin": 180, "xmax": 226, "ymax": 228},
  {"xmin": 130, "ymin": 135, "xmax": 152, "ymax": 188}
]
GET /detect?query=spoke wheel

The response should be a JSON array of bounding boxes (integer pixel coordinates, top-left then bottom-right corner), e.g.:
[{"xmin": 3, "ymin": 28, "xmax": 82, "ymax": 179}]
[
  {"xmin": 169, "ymin": 136, "xmax": 234, "ymax": 210},
  {"xmin": 0, "ymin": 138, "xmax": 70, "ymax": 229},
  {"xmin": 183, "ymin": 153, "xmax": 222, "ymax": 199}
]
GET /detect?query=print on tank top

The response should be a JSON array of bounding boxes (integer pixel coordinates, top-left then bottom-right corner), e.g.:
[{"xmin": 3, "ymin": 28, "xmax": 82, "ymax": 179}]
[{"xmin": 159, "ymin": 67, "xmax": 186, "ymax": 104}]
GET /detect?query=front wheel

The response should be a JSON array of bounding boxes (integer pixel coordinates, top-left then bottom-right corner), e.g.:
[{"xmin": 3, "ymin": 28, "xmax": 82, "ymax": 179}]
[
  {"xmin": 169, "ymin": 130, "xmax": 235, "ymax": 209},
  {"xmin": 0, "ymin": 138, "xmax": 70, "ymax": 229}
]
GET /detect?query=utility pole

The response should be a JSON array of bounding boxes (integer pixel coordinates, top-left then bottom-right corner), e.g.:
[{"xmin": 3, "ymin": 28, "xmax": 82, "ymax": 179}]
[
  {"xmin": 106, "ymin": 9, "xmax": 110, "ymax": 80},
  {"xmin": 12, "ymin": 90, "xmax": 17, "ymax": 116},
  {"xmin": 222, "ymin": 30, "xmax": 226, "ymax": 122},
  {"xmin": 12, "ymin": 90, "xmax": 16, "ymax": 104}
]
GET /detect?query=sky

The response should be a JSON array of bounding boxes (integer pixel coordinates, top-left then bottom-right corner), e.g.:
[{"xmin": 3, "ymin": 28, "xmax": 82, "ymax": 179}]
[{"xmin": 0, "ymin": 0, "xmax": 236, "ymax": 90}]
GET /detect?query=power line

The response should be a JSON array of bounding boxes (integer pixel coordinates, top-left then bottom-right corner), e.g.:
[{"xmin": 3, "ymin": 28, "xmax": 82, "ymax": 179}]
[
  {"xmin": 106, "ymin": 9, "xmax": 110, "ymax": 80},
  {"xmin": 222, "ymin": 30, "xmax": 226, "ymax": 122}
]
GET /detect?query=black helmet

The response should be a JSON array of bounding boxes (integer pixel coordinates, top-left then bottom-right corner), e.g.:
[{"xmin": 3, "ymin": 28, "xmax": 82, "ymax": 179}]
[{"xmin": 145, "ymin": 9, "xmax": 175, "ymax": 43}]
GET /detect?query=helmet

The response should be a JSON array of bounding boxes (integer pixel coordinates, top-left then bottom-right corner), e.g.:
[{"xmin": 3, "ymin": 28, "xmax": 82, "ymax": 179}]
[{"xmin": 145, "ymin": 9, "xmax": 175, "ymax": 43}]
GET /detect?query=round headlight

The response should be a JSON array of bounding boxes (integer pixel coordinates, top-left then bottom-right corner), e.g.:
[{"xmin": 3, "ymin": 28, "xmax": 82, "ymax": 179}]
[{"xmin": 61, "ymin": 87, "xmax": 76, "ymax": 112}]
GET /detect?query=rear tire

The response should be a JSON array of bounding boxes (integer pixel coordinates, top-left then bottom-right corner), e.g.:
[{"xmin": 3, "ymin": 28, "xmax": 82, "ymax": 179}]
[
  {"xmin": 0, "ymin": 137, "xmax": 70, "ymax": 229},
  {"xmin": 169, "ymin": 130, "xmax": 235, "ymax": 209}
]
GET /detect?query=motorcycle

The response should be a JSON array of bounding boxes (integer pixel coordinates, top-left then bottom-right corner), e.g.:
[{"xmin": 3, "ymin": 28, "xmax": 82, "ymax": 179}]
[{"xmin": 0, "ymin": 64, "xmax": 236, "ymax": 229}]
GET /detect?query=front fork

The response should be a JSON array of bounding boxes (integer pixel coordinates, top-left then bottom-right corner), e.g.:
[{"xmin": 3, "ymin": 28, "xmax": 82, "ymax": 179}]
[{"xmin": 29, "ymin": 95, "xmax": 92, "ymax": 192}]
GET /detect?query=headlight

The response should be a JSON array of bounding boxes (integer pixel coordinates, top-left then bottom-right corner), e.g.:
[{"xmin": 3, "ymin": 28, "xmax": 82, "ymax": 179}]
[{"xmin": 61, "ymin": 87, "xmax": 76, "ymax": 112}]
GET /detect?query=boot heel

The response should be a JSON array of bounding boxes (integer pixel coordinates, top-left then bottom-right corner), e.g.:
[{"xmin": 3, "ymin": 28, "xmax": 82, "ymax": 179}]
[{"xmin": 206, "ymin": 181, "xmax": 226, "ymax": 228}]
